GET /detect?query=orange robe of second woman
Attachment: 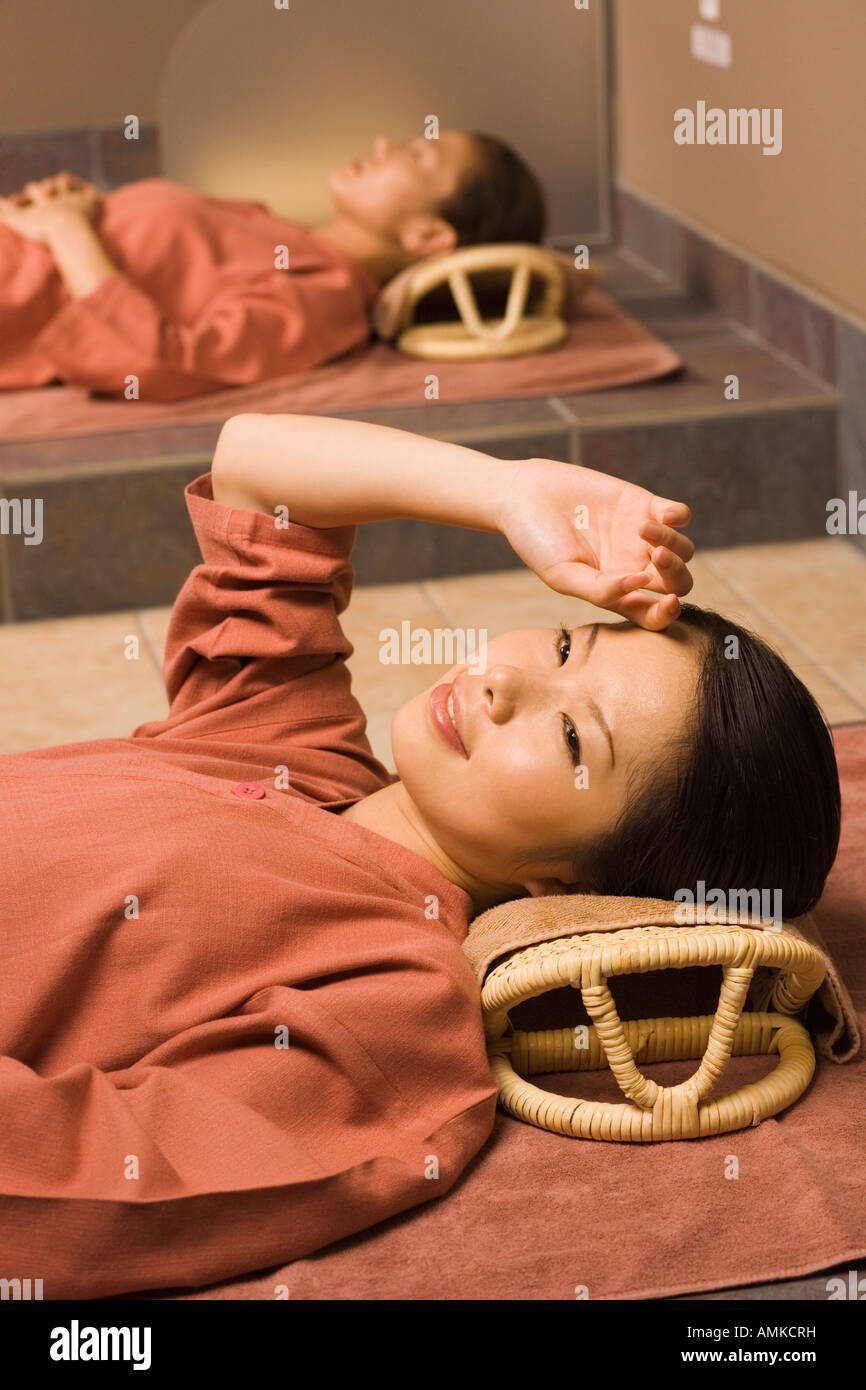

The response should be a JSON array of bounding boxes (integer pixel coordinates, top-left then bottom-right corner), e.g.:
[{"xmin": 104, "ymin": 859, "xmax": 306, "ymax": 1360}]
[{"xmin": 0, "ymin": 177, "xmax": 380, "ymax": 401}]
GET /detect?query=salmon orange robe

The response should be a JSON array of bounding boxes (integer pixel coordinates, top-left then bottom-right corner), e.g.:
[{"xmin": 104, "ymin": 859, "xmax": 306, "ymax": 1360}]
[
  {"xmin": 0, "ymin": 178, "xmax": 380, "ymax": 400},
  {"xmin": 0, "ymin": 473, "xmax": 498, "ymax": 1299}
]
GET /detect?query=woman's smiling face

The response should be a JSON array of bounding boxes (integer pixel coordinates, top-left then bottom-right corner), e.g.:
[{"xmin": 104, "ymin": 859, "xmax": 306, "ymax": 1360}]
[{"xmin": 390, "ymin": 620, "xmax": 702, "ymax": 898}]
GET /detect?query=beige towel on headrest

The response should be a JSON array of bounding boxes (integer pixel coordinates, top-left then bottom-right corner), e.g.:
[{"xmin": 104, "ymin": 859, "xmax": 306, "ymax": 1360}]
[{"xmin": 462, "ymin": 895, "xmax": 861, "ymax": 1064}]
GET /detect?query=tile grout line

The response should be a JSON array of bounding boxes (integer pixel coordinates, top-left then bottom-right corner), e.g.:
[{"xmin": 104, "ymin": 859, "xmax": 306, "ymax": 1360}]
[
  {"xmin": 134, "ymin": 613, "xmax": 164, "ymax": 677},
  {"xmin": 422, "ymin": 551, "xmax": 866, "ymax": 717},
  {"xmin": 0, "ymin": 451, "xmax": 216, "ymax": 486},
  {"xmin": 417, "ymin": 581, "xmax": 461, "ymax": 629},
  {"xmin": 612, "ymin": 244, "xmax": 677, "ymax": 288},
  {"xmin": 616, "ymin": 177, "xmax": 866, "ymax": 337},
  {"xmin": 731, "ymin": 321, "xmax": 839, "ymax": 397},
  {"xmin": 570, "ymin": 426, "xmax": 582, "ymax": 468},
  {"xmin": 809, "ymin": 665, "xmax": 866, "ymax": 717},
  {"xmin": 697, "ymin": 547, "xmax": 859, "ymax": 672},
  {"xmin": 547, "ymin": 395, "xmax": 578, "ymax": 423},
  {"xmin": 0, "ymin": 533, "xmax": 15, "ymax": 623}
]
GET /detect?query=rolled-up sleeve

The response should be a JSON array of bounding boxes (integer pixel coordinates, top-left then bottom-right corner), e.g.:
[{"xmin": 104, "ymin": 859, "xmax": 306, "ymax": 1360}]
[{"xmin": 132, "ymin": 472, "xmax": 380, "ymax": 770}]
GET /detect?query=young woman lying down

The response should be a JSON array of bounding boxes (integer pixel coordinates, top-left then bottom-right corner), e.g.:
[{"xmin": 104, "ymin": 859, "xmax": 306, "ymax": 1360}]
[
  {"xmin": 0, "ymin": 132, "xmax": 544, "ymax": 401},
  {"xmin": 0, "ymin": 415, "xmax": 839, "ymax": 1298}
]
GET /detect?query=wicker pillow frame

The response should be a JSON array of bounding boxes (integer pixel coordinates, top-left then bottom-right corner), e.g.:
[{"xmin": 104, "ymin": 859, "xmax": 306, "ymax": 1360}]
[
  {"xmin": 481, "ymin": 923, "xmax": 827, "ymax": 1142},
  {"xmin": 386, "ymin": 243, "xmax": 572, "ymax": 360}
]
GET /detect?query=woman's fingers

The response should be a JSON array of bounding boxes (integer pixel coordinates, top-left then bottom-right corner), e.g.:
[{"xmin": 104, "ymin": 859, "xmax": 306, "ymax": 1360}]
[
  {"xmin": 23, "ymin": 181, "xmax": 53, "ymax": 205},
  {"xmin": 651, "ymin": 495, "xmax": 691, "ymax": 528},
  {"xmin": 541, "ymin": 559, "xmax": 687, "ymax": 631},
  {"xmin": 21, "ymin": 174, "xmax": 74, "ymax": 202},
  {"xmin": 612, "ymin": 589, "xmax": 682, "ymax": 630},
  {"xmin": 542, "ymin": 561, "xmax": 650, "ymax": 607},
  {"xmin": 639, "ymin": 517, "xmax": 695, "ymax": 562},
  {"xmin": 646, "ymin": 546, "xmax": 694, "ymax": 597}
]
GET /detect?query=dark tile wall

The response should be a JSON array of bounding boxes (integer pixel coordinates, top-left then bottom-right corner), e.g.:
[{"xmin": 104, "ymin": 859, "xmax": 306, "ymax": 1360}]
[
  {"xmin": 614, "ymin": 183, "xmax": 866, "ymax": 554},
  {"xmin": 681, "ymin": 229, "xmax": 750, "ymax": 326},
  {"xmin": 614, "ymin": 185, "xmax": 844, "ymax": 385},
  {"xmin": 0, "ymin": 123, "xmax": 161, "ymax": 196},
  {"xmin": 579, "ymin": 408, "xmax": 837, "ymax": 550},
  {"xmin": 2, "ymin": 430, "xmax": 573, "ymax": 620},
  {"xmin": 4, "ymin": 461, "xmax": 205, "ymax": 622},
  {"xmin": 614, "ymin": 183, "xmax": 684, "ymax": 286},
  {"xmin": 750, "ymin": 269, "xmax": 837, "ymax": 384}
]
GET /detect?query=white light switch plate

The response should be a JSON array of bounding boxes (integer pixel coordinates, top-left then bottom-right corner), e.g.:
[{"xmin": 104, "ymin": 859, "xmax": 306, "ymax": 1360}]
[
  {"xmin": 699, "ymin": 0, "xmax": 720, "ymax": 21},
  {"xmin": 691, "ymin": 22, "xmax": 732, "ymax": 68}
]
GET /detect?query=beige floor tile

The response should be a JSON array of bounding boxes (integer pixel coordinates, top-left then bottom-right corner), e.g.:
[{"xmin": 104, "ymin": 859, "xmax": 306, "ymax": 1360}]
[
  {"xmin": 362, "ymin": 708, "xmax": 396, "ymax": 774},
  {"xmin": 700, "ymin": 538, "xmax": 866, "ymax": 663},
  {"xmin": 425, "ymin": 567, "xmax": 615, "ymax": 637},
  {"xmin": 787, "ymin": 664, "xmax": 865, "ymax": 726},
  {"xmin": 814, "ymin": 656, "xmax": 866, "ymax": 713},
  {"xmin": 0, "ymin": 612, "xmax": 169, "ymax": 753},
  {"xmin": 138, "ymin": 605, "xmax": 174, "ymax": 662},
  {"xmin": 423, "ymin": 559, "xmax": 806, "ymax": 663},
  {"xmin": 341, "ymin": 580, "xmax": 472, "ymax": 711},
  {"xmin": 675, "ymin": 559, "xmax": 808, "ymax": 665}
]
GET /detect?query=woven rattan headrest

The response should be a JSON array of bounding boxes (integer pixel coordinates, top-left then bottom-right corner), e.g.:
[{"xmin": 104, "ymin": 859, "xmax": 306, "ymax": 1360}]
[
  {"xmin": 373, "ymin": 243, "xmax": 597, "ymax": 360},
  {"xmin": 463, "ymin": 896, "xmax": 860, "ymax": 1143}
]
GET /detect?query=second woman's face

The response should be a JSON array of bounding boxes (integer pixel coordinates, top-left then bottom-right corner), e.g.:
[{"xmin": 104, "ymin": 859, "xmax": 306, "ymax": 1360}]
[
  {"xmin": 329, "ymin": 131, "xmax": 476, "ymax": 236},
  {"xmin": 391, "ymin": 620, "xmax": 701, "ymax": 898}
]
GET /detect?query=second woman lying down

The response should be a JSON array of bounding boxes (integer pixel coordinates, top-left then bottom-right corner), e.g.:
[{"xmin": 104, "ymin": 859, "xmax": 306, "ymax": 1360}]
[{"xmin": 0, "ymin": 132, "xmax": 544, "ymax": 400}]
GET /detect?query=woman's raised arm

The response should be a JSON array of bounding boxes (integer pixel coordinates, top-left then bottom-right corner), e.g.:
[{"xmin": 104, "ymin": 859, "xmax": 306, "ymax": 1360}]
[
  {"xmin": 211, "ymin": 412, "xmax": 695, "ymax": 630},
  {"xmin": 211, "ymin": 412, "xmax": 508, "ymax": 532}
]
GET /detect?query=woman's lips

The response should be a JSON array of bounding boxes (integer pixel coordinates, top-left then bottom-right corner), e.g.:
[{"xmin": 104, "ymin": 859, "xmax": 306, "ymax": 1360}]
[{"xmin": 429, "ymin": 681, "xmax": 468, "ymax": 757}]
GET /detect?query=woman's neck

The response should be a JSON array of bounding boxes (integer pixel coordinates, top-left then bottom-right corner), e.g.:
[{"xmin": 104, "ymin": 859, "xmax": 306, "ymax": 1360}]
[
  {"xmin": 313, "ymin": 216, "xmax": 411, "ymax": 285},
  {"xmin": 339, "ymin": 783, "xmax": 507, "ymax": 916}
]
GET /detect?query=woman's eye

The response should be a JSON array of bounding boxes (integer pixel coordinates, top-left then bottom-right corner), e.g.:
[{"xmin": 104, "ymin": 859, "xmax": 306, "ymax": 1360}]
[
  {"xmin": 552, "ymin": 627, "xmax": 581, "ymax": 767},
  {"xmin": 561, "ymin": 715, "xmax": 581, "ymax": 766}
]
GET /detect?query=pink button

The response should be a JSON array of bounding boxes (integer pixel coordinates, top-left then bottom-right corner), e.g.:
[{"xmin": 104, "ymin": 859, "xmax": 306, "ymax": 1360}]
[{"xmin": 232, "ymin": 782, "xmax": 266, "ymax": 800}]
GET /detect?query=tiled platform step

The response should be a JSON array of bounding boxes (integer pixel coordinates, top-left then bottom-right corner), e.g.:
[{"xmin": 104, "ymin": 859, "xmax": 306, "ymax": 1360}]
[{"xmin": 0, "ymin": 251, "xmax": 840, "ymax": 621}]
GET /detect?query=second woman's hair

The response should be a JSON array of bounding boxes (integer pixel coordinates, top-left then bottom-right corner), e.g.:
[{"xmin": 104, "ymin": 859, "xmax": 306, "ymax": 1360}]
[{"xmin": 435, "ymin": 132, "xmax": 548, "ymax": 246}]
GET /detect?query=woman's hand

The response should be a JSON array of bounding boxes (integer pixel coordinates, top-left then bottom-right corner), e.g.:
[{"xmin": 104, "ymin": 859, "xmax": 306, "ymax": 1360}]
[
  {"xmin": 497, "ymin": 457, "xmax": 695, "ymax": 630},
  {"xmin": 0, "ymin": 173, "xmax": 104, "ymax": 244},
  {"xmin": 14, "ymin": 171, "xmax": 104, "ymax": 216}
]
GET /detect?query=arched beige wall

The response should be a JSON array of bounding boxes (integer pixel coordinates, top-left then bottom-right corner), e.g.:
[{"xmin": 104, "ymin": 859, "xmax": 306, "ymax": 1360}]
[
  {"xmin": 615, "ymin": 0, "xmax": 866, "ymax": 320},
  {"xmin": 0, "ymin": 0, "xmax": 206, "ymax": 128},
  {"xmin": 157, "ymin": 0, "xmax": 608, "ymax": 239}
]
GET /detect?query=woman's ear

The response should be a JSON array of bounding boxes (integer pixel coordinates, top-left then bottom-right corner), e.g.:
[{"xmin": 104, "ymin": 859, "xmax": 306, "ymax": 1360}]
[{"xmin": 397, "ymin": 214, "xmax": 457, "ymax": 261}]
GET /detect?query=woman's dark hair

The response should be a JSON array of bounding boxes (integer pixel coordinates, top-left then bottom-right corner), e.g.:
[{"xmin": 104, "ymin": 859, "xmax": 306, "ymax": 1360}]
[
  {"xmin": 571, "ymin": 606, "xmax": 841, "ymax": 919},
  {"xmin": 435, "ymin": 132, "xmax": 547, "ymax": 246}
]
